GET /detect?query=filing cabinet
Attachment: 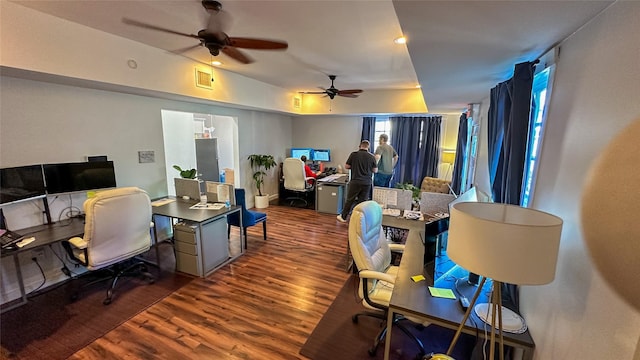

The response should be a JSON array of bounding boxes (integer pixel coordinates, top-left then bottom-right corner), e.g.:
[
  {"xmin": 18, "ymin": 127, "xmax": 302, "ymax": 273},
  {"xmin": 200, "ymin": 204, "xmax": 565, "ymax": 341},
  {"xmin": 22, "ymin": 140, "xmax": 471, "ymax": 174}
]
[{"xmin": 173, "ymin": 218, "xmax": 229, "ymax": 277}]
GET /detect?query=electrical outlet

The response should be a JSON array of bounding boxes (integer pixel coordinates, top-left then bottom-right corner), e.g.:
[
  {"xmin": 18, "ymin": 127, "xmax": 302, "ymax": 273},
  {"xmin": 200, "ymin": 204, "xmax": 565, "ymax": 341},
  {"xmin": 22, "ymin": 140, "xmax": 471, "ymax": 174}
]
[{"xmin": 31, "ymin": 248, "xmax": 45, "ymax": 261}]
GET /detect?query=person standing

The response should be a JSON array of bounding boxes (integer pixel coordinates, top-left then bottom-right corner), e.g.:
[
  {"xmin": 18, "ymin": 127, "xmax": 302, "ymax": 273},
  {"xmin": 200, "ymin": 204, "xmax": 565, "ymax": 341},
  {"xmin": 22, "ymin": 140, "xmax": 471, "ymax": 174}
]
[
  {"xmin": 337, "ymin": 140, "xmax": 378, "ymax": 223},
  {"xmin": 373, "ymin": 133, "xmax": 398, "ymax": 187}
]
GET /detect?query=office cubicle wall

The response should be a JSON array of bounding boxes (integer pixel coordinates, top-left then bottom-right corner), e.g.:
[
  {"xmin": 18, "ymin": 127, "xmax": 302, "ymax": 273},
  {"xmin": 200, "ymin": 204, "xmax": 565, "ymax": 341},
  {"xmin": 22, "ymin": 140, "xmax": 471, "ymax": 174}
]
[
  {"xmin": 372, "ymin": 187, "xmax": 413, "ymax": 210},
  {"xmin": 205, "ymin": 181, "xmax": 235, "ymax": 205},
  {"xmin": 174, "ymin": 178, "xmax": 201, "ymax": 201},
  {"xmin": 420, "ymin": 192, "xmax": 456, "ymax": 215}
]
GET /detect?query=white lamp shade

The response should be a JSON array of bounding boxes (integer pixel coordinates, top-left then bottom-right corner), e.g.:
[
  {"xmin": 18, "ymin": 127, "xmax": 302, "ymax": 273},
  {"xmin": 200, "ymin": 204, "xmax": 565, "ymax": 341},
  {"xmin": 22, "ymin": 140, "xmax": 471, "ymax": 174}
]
[{"xmin": 448, "ymin": 202, "xmax": 563, "ymax": 285}]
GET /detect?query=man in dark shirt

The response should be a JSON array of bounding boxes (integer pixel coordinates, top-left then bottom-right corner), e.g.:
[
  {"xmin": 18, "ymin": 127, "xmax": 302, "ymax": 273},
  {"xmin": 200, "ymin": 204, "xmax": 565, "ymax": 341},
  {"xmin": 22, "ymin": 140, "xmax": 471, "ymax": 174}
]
[{"xmin": 337, "ymin": 140, "xmax": 378, "ymax": 223}]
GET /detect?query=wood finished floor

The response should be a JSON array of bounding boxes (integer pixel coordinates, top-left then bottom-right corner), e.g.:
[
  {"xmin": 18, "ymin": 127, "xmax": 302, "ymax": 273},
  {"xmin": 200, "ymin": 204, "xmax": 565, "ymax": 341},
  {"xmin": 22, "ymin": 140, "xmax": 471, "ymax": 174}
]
[{"xmin": 69, "ymin": 204, "xmax": 352, "ymax": 360}]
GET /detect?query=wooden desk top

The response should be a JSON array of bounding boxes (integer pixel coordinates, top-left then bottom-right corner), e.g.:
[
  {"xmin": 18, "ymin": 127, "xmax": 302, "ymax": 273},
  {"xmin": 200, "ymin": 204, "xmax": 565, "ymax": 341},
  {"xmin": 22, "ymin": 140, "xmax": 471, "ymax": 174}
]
[
  {"xmin": 1, "ymin": 217, "xmax": 85, "ymax": 257},
  {"xmin": 151, "ymin": 197, "xmax": 240, "ymax": 223},
  {"xmin": 390, "ymin": 228, "xmax": 535, "ymax": 350}
]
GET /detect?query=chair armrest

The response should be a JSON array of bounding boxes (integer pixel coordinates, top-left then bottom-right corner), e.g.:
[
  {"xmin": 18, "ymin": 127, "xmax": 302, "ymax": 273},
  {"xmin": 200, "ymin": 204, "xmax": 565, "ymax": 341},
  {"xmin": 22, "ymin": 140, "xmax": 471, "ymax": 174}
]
[
  {"xmin": 358, "ymin": 270, "xmax": 396, "ymax": 284},
  {"xmin": 389, "ymin": 243, "xmax": 405, "ymax": 253},
  {"xmin": 68, "ymin": 236, "xmax": 88, "ymax": 249}
]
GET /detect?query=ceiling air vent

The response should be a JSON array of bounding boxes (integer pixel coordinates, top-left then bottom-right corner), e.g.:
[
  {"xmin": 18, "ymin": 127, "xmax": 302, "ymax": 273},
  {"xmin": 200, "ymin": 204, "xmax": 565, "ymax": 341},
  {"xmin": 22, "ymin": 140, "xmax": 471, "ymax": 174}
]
[{"xmin": 195, "ymin": 68, "xmax": 213, "ymax": 89}]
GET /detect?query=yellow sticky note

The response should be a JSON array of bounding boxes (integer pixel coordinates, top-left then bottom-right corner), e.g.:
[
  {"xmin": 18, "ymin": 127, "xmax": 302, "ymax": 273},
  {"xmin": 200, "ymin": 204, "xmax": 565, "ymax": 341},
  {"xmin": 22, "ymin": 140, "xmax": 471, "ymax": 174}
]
[
  {"xmin": 411, "ymin": 275, "xmax": 426, "ymax": 282},
  {"xmin": 428, "ymin": 286, "xmax": 456, "ymax": 299}
]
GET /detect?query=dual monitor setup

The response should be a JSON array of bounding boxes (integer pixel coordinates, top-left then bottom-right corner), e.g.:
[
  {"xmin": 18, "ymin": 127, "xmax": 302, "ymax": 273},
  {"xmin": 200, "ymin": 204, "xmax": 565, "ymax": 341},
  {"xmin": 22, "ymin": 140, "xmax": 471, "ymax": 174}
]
[
  {"xmin": 290, "ymin": 148, "xmax": 331, "ymax": 162},
  {"xmin": 0, "ymin": 161, "xmax": 117, "ymax": 207}
]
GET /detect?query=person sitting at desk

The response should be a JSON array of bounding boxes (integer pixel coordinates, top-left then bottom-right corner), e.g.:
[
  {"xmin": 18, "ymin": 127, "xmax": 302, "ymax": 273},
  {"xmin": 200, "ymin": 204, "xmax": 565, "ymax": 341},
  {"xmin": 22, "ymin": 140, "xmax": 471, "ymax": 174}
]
[{"xmin": 301, "ymin": 155, "xmax": 322, "ymax": 184}]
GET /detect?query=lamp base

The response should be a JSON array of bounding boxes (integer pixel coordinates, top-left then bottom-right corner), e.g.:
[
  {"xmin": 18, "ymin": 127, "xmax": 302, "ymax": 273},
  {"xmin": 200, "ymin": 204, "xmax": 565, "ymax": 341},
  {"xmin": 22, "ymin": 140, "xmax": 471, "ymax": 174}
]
[{"xmin": 474, "ymin": 303, "xmax": 528, "ymax": 334}]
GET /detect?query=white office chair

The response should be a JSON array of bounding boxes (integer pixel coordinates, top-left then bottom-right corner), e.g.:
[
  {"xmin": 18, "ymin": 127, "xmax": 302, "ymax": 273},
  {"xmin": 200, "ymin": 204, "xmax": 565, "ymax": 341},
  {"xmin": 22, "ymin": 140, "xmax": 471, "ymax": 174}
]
[
  {"xmin": 63, "ymin": 187, "xmax": 154, "ymax": 305},
  {"xmin": 349, "ymin": 200, "xmax": 427, "ymax": 357},
  {"xmin": 282, "ymin": 157, "xmax": 315, "ymax": 207}
]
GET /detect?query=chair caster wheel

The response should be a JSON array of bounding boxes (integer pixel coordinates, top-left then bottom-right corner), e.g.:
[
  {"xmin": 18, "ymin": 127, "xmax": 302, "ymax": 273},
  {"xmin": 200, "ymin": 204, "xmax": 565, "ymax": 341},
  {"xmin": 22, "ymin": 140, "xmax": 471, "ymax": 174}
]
[
  {"xmin": 352, "ymin": 315, "xmax": 359, "ymax": 323},
  {"xmin": 70, "ymin": 292, "xmax": 79, "ymax": 302},
  {"xmin": 368, "ymin": 347, "xmax": 377, "ymax": 356},
  {"xmin": 103, "ymin": 297, "xmax": 112, "ymax": 305}
]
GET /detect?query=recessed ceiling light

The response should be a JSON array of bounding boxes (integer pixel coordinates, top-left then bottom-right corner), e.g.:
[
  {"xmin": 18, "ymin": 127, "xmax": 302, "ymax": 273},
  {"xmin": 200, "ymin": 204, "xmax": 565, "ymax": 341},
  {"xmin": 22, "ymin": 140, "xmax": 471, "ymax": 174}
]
[
  {"xmin": 394, "ymin": 36, "xmax": 407, "ymax": 44},
  {"xmin": 211, "ymin": 61, "xmax": 222, "ymax": 66}
]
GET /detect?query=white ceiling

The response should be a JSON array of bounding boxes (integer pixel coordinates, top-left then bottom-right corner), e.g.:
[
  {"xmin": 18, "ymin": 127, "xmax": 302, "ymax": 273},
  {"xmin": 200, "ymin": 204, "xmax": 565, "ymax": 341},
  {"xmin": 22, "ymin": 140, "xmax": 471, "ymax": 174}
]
[{"xmin": 10, "ymin": 0, "xmax": 614, "ymax": 114}]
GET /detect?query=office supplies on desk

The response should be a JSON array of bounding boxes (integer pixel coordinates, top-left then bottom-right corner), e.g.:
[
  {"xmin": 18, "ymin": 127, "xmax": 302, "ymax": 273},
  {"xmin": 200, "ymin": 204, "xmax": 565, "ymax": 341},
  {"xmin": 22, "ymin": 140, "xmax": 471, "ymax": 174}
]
[
  {"xmin": 189, "ymin": 203, "xmax": 225, "ymax": 210},
  {"xmin": 1, "ymin": 229, "xmax": 25, "ymax": 249},
  {"xmin": 16, "ymin": 236, "xmax": 35, "ymax": 248},
  {"xmin": 151, "ymin": 198, "xmax": 175, "ymax": 206},
  {"xmin": 382, "ymin": 208, "xmax": 401, "ymax": 217}
]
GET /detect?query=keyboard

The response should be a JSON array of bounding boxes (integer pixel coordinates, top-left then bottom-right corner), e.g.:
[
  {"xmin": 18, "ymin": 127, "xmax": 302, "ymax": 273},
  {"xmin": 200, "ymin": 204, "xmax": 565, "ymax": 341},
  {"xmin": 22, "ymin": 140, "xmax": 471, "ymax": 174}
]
[{"xmin": 1, "ymin": 229, "xmax": 25, "ymax": 249}]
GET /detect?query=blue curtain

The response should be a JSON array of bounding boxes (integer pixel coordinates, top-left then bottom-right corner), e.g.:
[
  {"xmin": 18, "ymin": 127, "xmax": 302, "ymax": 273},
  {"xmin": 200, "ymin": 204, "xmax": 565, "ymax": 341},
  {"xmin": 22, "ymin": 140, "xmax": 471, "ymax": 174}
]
[
  {"xmin": 389, "ymin": 116, "xmax": 441, "ymax": 188},
  {"xmin": 361, "ymin": 116, "xmax": 376, "ymax": 142},
  {"xmin": 487, "ymin": 61, "xmax": 536, "ymax": 205},
  {"xmin": 450, "ymin": 112, "xmax": 468, "ymax": 195}
]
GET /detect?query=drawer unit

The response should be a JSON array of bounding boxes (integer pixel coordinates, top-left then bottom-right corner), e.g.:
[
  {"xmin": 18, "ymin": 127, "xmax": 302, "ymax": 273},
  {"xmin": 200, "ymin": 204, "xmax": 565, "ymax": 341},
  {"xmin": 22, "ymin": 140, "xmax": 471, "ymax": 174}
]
[{"xmin": 173, "ymin": 218, "xmax": 229, "ymax": 277}]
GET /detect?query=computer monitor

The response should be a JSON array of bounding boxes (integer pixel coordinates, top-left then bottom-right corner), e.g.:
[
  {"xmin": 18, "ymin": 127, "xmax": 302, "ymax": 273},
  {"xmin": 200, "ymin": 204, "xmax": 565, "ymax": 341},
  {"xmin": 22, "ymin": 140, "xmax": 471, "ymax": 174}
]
[
  {"xmin": 43, "ymin": 161, "xmax": 116, "ymax": 194},
  {"xmin": 312, "ymin": 149, "xmax": 331, "ymax": 162},
  {"xmin": 0, "ymin": 165, "xmax": 47, "ymax": 206},
  {"xmin": 291, "ymin": 148, "xmax": 313, "ymax": 160},
  {"xmin": 174, "ymin": 178, "xmax": 201, "ymax": 201}
]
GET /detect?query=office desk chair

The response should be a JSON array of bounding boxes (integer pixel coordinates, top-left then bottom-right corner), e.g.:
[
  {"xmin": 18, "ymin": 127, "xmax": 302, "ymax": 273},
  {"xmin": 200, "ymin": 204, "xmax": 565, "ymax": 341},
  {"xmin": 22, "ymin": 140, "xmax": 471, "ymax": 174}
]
[
  {"xmin": 227, "ymin": 188, "xmax": 267, "ymax": 248},
  {"xmin": 349, "ymin": 200, "xmax": 427, "ymax": 357},
  {"xmin": 282, "ymin": 157, "xmax": 316, "ymax": 207},
  {"xmin": 62, "ymin": 187, "xmax": 154, "ymax": 305}
]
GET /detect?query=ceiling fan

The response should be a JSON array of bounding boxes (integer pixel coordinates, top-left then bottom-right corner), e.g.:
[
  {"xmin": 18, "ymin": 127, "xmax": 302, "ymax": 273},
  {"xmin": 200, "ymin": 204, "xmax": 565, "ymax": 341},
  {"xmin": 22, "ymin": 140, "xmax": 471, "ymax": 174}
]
[
  {"xmin": 301, "ymin": 75, "xmax": 364, "ymax": 99},
  {"xmin": 122, "ymin": 0, "xmax": 288, "ymax": 64}
]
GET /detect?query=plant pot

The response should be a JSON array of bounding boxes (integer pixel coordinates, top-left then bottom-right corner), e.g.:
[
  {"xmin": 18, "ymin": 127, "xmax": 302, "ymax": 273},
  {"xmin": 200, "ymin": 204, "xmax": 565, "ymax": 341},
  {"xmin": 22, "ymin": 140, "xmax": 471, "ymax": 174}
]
[{"xmin": 255, "ymin": 195, "xmax": 270, "ymax": 209}]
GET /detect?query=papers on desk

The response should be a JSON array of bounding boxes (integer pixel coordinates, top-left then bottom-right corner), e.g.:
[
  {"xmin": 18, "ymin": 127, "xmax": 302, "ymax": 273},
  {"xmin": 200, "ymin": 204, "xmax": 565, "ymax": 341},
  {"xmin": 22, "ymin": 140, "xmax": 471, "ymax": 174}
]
[
  {"xmin": 382, "ymin": 208, "xmax": 401, "ymax": 217},
  {"xmin": 151, "ymin": 198, "xmax": 175, "ymax": 207},
  {"xmin": 189, "ymin": 203, "xmax": 226, "ymax": 210},
  {"xmin": 318, "ymin": 174, "xmax": 348, "ymax": 182},
  {"xmin": 403, "ymin": 210, "xmax": 423, "ymax": 220},
  {"xmin": 428, "ymin": 286, "xmax": 456, "ymax": 300}
]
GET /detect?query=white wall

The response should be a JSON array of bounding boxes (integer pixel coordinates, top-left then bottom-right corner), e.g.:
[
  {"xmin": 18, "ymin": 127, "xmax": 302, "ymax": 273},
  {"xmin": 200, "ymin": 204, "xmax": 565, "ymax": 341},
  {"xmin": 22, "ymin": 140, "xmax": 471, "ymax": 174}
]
[
  {"xmin": 0, "ymin": 76, "xmax": 292, "ymax": 303},
  {"xmin": 469, "ymin": 2, "xmax": 640, "ymax": 358}
]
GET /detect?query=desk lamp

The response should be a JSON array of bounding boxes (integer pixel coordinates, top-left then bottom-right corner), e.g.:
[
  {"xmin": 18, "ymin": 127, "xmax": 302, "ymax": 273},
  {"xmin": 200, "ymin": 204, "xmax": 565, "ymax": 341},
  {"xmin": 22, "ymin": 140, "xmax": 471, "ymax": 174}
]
[{"xmin": 434, "ymin": 202, "xmax": 563, "ymax": 360}]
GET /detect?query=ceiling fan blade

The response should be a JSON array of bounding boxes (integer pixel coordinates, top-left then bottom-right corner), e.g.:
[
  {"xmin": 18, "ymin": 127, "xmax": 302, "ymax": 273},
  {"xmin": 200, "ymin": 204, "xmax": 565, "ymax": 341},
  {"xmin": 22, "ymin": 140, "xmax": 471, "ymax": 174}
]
[
  {"xmin": 171, "ymin": 44, "xmax": 203, "ymax": 54},
  {"xmin": 122, "ymin": 18, "xmax": 200, "ymax": 40},
  {"xmin": 338, "ymin": 93, "xmax": 359, "ymax": 98},
  {"xmin": 337, "ymin": 89, "xmax": 363, "ymax": 94},
  {"xmin": 300, "ymin": 91, "xmax": 328, "ymax": 94},
  {"xmin": 221, "ymin": 46, "xmax": 254, "ymax": 64},
  {"xmin": 228, "ymin": 37, "xmax": 288, "ymax": 50}
]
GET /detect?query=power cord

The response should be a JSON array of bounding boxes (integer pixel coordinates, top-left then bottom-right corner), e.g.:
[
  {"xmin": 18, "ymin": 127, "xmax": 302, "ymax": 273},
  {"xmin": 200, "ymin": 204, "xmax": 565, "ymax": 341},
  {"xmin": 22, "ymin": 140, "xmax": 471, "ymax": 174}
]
[{"xmin": 29, "ymin": 257, "xmax": 47, "ymax": 295}]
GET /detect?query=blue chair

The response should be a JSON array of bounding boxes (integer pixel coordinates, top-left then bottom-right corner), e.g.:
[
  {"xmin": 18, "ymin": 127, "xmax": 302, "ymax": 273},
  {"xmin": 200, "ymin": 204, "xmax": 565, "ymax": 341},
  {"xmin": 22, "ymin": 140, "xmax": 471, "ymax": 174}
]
[{"xmin": 227, "ymin": 188, "xmax": 267, "ymax": 247}]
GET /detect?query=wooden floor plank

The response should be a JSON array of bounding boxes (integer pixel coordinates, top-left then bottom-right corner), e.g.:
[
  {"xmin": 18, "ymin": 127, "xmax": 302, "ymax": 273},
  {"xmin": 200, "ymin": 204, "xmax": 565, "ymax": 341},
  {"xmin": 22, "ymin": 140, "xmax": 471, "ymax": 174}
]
[{"xmin": 69, "ymin": 205, "xmax": 350, "ymax": 360}]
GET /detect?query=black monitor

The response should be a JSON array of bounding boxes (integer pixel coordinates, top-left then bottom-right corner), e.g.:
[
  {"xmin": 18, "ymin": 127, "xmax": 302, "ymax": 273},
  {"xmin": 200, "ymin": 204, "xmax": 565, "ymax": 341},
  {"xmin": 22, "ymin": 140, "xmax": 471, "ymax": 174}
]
[
  {"xmin": 44, "ymin": 161, "xmax": 116, "ymax": 194},
  {"xmin": 0, "ymin": 165, "xmax": 47, "ymax": 206},
  {"xmin": 312, "ymin": 149, "xmax": 331, "ymax": 162},
  {"xmin": 291, "ymin": 148, "xmax": 313, "ymax": 160}
]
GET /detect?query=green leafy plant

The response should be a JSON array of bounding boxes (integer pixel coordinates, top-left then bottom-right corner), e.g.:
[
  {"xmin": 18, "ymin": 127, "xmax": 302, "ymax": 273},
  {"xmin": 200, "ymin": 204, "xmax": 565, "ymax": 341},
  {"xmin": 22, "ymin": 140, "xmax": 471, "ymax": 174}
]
[
  {"xmin": 395, "ymin": 182, "xmax": 421, "ymax": 202},
  {"xmin": 172, "ymin": 165, "xmax": 197, "ymax": 179},
  {"xmin": 248, "ymin": 154, "xmax": 277, "ymax": 196}
]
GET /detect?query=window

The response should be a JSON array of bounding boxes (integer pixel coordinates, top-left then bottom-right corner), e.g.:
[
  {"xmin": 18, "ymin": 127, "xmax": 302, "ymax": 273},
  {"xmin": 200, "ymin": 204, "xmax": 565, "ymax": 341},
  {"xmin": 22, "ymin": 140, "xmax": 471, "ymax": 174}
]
[
  {"xmin": 373, "ymin": 117, "xmax": 391, "ymax": 153},
  {"xmin": 521, "ymin": 66, "xmax": 554, "ymax": 207}
]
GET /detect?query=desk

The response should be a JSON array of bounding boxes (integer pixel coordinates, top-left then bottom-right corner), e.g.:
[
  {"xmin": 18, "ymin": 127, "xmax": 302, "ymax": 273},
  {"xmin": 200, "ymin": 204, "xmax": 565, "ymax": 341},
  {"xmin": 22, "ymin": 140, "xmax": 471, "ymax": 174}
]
[
  {"xmin": 151, "ymin": 198, "xmax": 244, "ymax": 277},
  {"xmin": 382, "ymin": 226, "xmax": 535, "ymax": 360},
  {"xmin": 0, "ymin": 218, "xmax": 85, "ymax": 313}
]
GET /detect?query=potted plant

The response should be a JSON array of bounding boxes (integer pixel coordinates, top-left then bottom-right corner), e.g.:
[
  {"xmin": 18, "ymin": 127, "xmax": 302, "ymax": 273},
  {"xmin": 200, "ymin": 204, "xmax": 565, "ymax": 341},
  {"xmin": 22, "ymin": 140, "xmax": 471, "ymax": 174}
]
[
  {"xmin": 248, "ymin": 154, "xmax": 277, "ymax": 208},
  {"xmin": 173, "ymin": 165, "xmax": 197, "ymax": 179}
]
